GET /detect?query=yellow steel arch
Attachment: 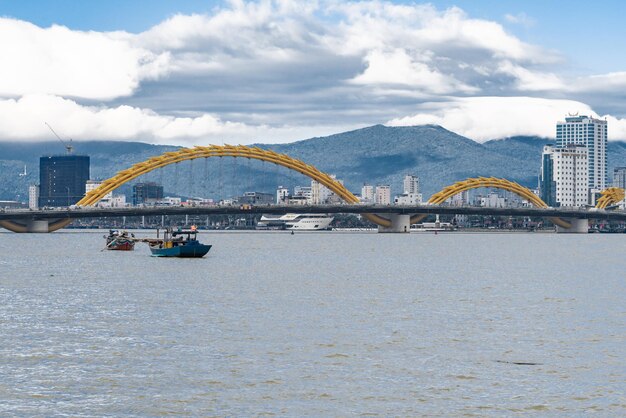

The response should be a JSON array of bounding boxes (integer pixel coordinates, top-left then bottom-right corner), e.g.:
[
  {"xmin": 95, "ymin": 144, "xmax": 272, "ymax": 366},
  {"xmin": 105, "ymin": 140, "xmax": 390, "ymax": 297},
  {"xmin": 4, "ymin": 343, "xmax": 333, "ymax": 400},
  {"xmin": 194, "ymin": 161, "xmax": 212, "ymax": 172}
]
[
  {"xmin": 595, "ymin": 187, "xmax": 625, "ymax": 209},
  {"xmin": 409, "ymin": 177, "xmax": 572, "ymax": 229},
  {"xmin": 0, "ymin": 219, "xmax": 72, "ymax": 233},
  {"xmin": 66, "ymin": 144, "xmax": 392, "ymax": 229}
]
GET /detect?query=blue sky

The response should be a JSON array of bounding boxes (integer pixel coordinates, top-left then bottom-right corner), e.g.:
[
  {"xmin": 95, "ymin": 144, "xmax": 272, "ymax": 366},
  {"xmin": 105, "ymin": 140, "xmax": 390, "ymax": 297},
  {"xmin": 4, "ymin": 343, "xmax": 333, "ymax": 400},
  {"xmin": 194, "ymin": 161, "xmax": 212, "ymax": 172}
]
[
  {"xmin": 2, "ymin": 0, "xmax": 624, "ymax": 73},
  {"xmin": 1, "ymin": 0, "xmax": 626, "ymax": 144}
]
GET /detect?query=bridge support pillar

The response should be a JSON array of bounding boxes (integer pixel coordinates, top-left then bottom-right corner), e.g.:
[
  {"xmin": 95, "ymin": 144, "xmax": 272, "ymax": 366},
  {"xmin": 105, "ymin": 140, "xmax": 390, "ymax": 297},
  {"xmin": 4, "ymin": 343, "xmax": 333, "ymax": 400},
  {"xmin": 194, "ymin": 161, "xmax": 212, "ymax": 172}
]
[
  {"xmin": 378, "ymin": 214, "xmax": 411, "ymax": 233},
  {"xmin": 26, "ymin": 220, "xmax": 50, "ymax": 233},
  {"xmin": 556, "ymin": 218, "xmax": 588, "ymax": 234}
]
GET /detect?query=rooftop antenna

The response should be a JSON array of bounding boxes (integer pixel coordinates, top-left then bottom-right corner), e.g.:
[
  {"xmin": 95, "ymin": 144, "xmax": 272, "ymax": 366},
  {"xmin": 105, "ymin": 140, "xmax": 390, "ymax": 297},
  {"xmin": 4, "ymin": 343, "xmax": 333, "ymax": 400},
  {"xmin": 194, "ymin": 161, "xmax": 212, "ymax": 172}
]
[{"xmin": 44, "ymin": 122, "xmax": 74, "ymax": 154}]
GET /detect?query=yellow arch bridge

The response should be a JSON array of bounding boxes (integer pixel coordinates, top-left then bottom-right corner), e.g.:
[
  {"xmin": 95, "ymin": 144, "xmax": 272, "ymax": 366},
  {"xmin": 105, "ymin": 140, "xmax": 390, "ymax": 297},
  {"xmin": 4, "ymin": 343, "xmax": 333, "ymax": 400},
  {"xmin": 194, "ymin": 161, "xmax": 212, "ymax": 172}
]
[{"xmin": 0, "ymin": 144, "xmax": 622, "ymax": 232}]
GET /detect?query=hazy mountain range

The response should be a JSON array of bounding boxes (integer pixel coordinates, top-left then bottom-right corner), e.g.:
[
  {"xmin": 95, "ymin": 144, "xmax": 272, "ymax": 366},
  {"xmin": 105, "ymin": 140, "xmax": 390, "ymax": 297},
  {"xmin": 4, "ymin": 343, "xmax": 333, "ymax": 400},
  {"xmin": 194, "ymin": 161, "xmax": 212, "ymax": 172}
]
[{"xmin": 2, "ymin": 125, "xmax": 626, "ymax": 202}]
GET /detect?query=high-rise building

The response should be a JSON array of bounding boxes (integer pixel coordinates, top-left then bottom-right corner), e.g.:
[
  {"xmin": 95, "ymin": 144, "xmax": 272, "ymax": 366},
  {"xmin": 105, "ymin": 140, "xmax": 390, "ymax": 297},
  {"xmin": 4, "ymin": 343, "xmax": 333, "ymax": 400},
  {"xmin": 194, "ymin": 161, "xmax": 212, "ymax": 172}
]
[
  {"xmin": 375, "ymin": 185, "xmax": 391, "ymax": 205},
  {"xmin": 540, "ymin": 145, "xmax": 588, "ymax": 207},
  {"xmin": 403, "ymin": 175, "xmax": 420, "ymax": 194},
  {"xmin": 539, "ymin": 145, "xmax": 557, "ymax": 207},
  {"xmin": 132, "ymin": 182, "xmax": 164, "ymax": 205},
  {"xmin": 311, "ymin": 175, "xmax": 341, "ymax": 204},
  {"xmin": 556, "ymin": 115, "xmax": 607, "ymax": 192},
  {"xmin": 39, "ymin": 155, "xmax": 90, "ymax": 207},
  {"xmin": 28, "ymin": 185, "xmax": 39, "ymax": 209},
  {"xmin": 613, "ymin": 167, "xmax": 626, "ymax": 189},
  {"xmin": 361, "ymin": 184, "xmax": 374, "ymax": 203}
]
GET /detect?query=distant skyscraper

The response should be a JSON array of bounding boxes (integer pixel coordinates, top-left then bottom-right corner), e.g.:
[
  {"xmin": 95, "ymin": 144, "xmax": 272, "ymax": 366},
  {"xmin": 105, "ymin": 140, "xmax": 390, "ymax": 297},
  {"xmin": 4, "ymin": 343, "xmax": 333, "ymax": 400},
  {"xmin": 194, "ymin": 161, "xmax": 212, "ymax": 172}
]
[
  {"xmin": 361, "ymin": 184, "xmax": 374, "ymax": 202},
  {"xmin": 132, "ymin": 182, "xmax": 164, "ymax": 205},
  {"xmin": 540, "ymin": 145, "xmax": 588, "ymax": 207},
  {"xmin": 613, "ymin": 167, "xmax": 626, "ymax": 189},
  {"xmin": 39, "ymin": 155, "xmax": 90, "ymax": 207},
  {"xmin": 28, "ymin": 185, "xmax": 39, "ymax": 209},
  {"xmin": 403, "ymin": 175, "xmax": 419, "ymax": 194},
  {"xmin": 375, "ymin": 185, "xmax": 391, "ymax": 205},
  {"xmin": 556, "ymin": 115, "xmax": 607, "ymax": 192}
]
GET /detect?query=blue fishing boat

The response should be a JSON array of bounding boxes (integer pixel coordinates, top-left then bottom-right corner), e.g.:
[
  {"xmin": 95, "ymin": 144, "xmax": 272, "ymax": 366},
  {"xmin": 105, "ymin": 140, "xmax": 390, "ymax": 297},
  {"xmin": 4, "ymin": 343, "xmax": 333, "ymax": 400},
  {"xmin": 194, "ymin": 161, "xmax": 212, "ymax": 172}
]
[{"xmin": 147, "ymin": 226, "xmax": 211, "ymax": 258}]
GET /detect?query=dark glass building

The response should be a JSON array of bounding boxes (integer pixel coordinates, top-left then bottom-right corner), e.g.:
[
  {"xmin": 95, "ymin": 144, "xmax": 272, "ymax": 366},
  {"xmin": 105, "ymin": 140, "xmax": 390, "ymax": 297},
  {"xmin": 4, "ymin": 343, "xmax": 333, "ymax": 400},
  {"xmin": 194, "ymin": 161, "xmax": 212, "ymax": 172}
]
[
  {"xmin": 132, "ymin": 182, "xmax": 164, "ymax": 205},
  {"xmin": 39, "ymin": 155, "xmax": 90, "ymax": 207}
]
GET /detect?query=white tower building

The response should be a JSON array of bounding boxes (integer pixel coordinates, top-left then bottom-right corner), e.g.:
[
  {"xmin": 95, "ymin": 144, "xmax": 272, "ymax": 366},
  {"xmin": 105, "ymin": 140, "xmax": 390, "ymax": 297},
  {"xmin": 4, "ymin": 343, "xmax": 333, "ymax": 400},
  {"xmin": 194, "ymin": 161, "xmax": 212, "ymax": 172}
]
[
  {"xmin": 375, "ymin": 185, "xmax": 391, "ymax": 205},
  {"xmin": 556, "ymin": 115, "xmax": 607, "ymax": 194},
  {"xmin": 403, "ymin": 175, "xmax": 420, "ymax": 194},
  {"xmin": 361, "ymin": 184, "xmax": 374, "ymax": 203},
  {"xmin": 28, "ymin": 185, "xmax": 39, "ymax": 209},
  {"xmin": 543, "ymin": 145, "xmax": 588, "ymax": 207}
]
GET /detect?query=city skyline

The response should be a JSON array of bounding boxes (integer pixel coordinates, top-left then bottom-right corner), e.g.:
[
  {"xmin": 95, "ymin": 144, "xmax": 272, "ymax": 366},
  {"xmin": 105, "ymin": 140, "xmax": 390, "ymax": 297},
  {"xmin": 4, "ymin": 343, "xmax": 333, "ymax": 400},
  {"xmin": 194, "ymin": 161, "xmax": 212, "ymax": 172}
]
[{"xmin": 1, "ymin": 0, "xmax": 626, "ymax": 145}]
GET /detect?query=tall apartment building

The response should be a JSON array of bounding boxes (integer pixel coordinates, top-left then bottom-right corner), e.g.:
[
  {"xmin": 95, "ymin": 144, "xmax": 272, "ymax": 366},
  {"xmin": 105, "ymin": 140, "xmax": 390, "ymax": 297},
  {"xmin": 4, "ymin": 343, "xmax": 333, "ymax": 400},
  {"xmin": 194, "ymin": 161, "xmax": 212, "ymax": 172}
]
[
  {"xmin": 375, "ymin": 185, "xmax": 391, "ymax": 205},
  {"xmin": 403, "ymin": 175, "xmax": 420, "ymax": 194},
  {"xmin": 540, "ymin": 145, "xmax": 588, "ymax": 207},
  {"xmin": 556, "ymin": 115, "xmax": 607, "ymax": 192},
  {"xmin": 39, "ymin": 155, "xmax": 90, "ymax": 207},
  {"xmin": 28, "ymin": 185, "xmax": 39, "ymax": 209},
  {"xmin": 361, "ymin": 184, "xmax": 374, "ymax": 202}
]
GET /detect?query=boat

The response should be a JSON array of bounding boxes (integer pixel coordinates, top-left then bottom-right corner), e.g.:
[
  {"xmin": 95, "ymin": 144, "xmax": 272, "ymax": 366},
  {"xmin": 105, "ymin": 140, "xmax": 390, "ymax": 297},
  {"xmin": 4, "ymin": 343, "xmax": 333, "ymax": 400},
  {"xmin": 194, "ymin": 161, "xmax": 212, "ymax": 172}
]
[
  {"xmin": 256, "ymin": 213, "xmax": 334, "ymax": 230},
  {"xmin": 146, "ymin": 226, "xmax": 211, "ymax": 258},
  {"xmin": 103, "ymin": 230, "xmax": 135, "ymax": 251}
]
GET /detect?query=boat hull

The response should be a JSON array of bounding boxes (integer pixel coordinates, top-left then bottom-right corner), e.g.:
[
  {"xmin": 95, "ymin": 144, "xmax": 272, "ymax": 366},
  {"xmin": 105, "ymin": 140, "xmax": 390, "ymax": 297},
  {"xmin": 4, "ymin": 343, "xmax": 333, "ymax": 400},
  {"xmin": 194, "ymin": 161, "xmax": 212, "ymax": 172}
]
[
  {"xmin": 107, "ymin": 241, "xmax": 135, "ymax": 251},
  {"xmin": 149, "ymin": 244, "xmax": 211, "ymax": 258},
  {"xmin": 106, "ymin": 238, "xmax": 135, "ymax": 251}
]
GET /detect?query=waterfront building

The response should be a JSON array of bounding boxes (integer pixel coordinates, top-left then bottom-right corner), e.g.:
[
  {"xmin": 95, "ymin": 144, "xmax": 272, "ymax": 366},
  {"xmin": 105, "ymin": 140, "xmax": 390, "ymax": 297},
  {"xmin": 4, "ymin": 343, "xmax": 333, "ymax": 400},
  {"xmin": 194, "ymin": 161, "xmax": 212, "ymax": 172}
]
[
  {"xmin": 39, "ymin": 155, "xmax": 90, "ymax": 207},
  {"xmin": 28, "ymin": 185, "xmax": 39, "ymax": 209},
  {"xmin": 478, "ymin": 192, "xmax": 506, "ymax": 208},
  {"xmin": 276, "ymin": 186, "xmax": 289, "ymax": 204},
  {"xmin": 375, "ymin": 185, "xmax": 391, "ymax": 205},
  {"xmin": 132, "ymin": 182, "xmax": 164, "ymax": 205},
  {"xmin": 311, "ymin": 175, "xmax": 341, "ymax": 204},
  {"xmin": 556, "ymin": 115, "xmax": 607, "ymax": 193},
  {"xmin": 394, "ymin": 192, "xmax": 422, "ymax": 205},
  {"xmin": 449, "ymin": 190, "xmax": 469, "ymax": 206},
  {"xmin": 613, "ymin": 167, "xmax": 626, "ymax": 189},
  {"xmin": 238, "ymin": 191, "xmax": 274, "ymax": 206},
  {"xmin": 403, "ymin": 175, "xmax": 420, "ymax": 194},
  {"xmin": 540, "ymin": 145, "xmax": 588, "ymax": 207},
  {"xmin": 293, "ymin": 186, "xmax": 312, "ymax": 203},
  {"xmin": 361, "ymin": 184, "xmax": 374, "ymax": 203}
]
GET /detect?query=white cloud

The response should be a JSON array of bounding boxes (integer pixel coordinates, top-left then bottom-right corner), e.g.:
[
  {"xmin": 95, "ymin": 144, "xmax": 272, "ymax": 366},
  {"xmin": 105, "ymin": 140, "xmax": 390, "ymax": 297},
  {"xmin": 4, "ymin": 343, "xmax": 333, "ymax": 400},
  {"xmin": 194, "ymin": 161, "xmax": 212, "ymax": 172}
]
[
  {"xmin": 387, "ymin": 96, "xmax": 625, "ymax": 141},
  {"xmin": 350, "ymin": 49, "xmax": 477, "ymax": 94},
  {"xmin": 504, "ymin": 12, "xmax": 535, "ymax": 27},
  {"xmin": 1, "ymin": 1, "xmax": 625, "ymax": 144},
  {"xmin": 0, "ymin": 94, "xmax": 358, "ymax": 145},
  {"xmin": 0, "ymin": 18, "xmax": 170, "ymax": 100}
]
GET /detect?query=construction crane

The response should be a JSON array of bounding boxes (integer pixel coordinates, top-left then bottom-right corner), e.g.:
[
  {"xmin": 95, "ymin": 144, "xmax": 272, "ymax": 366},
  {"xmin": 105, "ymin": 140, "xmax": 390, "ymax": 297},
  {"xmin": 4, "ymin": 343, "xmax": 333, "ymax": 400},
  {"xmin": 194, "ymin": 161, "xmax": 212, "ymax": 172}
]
[{"xmin": 44, "ymin": 122, "xmax": 74, "ymax": 154}]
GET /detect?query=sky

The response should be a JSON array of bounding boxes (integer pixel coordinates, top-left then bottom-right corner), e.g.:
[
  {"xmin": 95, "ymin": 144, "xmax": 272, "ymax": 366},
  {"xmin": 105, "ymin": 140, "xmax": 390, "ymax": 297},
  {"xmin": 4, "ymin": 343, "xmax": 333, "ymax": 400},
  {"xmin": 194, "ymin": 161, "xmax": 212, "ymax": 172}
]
[{"xmin": 1, "ymin": 0, "xmax": 626, "ymax": 145}]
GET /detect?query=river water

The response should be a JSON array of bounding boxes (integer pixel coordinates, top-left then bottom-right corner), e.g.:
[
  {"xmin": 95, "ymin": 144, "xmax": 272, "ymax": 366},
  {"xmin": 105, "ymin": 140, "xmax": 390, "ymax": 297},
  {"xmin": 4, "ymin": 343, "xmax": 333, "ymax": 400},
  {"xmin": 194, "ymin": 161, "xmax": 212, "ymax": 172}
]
[{"xmin": 0, "ymin": 230, "xmax": 624, "ymax": 416}]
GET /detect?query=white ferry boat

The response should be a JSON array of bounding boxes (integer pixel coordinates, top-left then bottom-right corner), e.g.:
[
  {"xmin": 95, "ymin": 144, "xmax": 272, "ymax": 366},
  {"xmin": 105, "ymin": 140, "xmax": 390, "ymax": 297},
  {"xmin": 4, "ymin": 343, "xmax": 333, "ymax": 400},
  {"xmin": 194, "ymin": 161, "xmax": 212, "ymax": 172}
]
[{"xmin": 257, "ymin": 213, "xmax": 334, "ymax": 230}]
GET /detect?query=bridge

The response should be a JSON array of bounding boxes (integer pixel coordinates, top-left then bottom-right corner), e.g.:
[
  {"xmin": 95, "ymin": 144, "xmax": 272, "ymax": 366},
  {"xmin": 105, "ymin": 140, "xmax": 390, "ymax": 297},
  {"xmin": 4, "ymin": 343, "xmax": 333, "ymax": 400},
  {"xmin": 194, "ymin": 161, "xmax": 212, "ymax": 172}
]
[{"xmin": 1, "ymin": 144, "xmax": 624, "ymax": 233}]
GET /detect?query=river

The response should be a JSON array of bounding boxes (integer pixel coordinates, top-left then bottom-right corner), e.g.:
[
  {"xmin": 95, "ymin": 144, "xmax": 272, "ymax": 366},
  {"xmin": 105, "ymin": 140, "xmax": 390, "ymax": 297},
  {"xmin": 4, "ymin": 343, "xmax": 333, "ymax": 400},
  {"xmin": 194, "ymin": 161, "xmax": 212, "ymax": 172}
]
[{"xmin": 0, "ymin": 230, "xmax": 624, "ymax": 416}]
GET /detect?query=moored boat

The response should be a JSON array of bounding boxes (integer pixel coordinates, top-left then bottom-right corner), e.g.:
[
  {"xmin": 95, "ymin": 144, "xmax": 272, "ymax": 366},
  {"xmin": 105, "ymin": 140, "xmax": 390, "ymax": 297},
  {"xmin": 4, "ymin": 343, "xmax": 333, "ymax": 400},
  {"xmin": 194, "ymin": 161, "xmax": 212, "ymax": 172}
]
[
  {"xmin": 104, "ymin": 230, "xmax": 135, "ymax": 251},
  {"xmin": 146, "ymin": 226, "xmax": 211, "ymax": 258}
]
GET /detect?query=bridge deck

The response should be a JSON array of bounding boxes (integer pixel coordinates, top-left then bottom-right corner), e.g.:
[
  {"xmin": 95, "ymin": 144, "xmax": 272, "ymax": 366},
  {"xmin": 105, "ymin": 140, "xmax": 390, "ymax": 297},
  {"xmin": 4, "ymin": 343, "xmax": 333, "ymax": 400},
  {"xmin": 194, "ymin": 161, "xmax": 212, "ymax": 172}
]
[{"xmin": 2, "ymin": 204, "xmax": 625, "ymax": 221}]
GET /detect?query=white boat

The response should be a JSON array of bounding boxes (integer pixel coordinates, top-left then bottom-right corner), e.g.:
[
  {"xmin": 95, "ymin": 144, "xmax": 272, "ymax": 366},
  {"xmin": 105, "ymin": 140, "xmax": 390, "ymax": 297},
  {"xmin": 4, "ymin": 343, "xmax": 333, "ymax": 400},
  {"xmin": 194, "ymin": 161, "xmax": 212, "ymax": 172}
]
[{"xmin": 257, "ymin": 213, "xmax": 334, "ymax": 230}]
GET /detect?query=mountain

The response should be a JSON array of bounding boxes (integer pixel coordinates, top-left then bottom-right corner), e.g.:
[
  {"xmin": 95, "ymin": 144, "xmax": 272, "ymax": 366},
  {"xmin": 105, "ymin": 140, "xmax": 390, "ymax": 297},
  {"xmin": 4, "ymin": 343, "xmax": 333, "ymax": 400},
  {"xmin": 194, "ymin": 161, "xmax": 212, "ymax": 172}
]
[{"xmin": 1, "ymin": 125, "xmax": 625, "ymax": 202}]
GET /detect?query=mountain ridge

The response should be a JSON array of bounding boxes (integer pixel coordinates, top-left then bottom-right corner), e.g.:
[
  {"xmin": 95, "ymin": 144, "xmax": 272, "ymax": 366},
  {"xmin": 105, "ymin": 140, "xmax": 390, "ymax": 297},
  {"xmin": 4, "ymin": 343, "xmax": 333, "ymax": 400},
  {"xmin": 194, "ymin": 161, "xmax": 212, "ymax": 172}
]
[{"xmin": 1, "ymin": 125, "xmax": 625, "ymax": 202}]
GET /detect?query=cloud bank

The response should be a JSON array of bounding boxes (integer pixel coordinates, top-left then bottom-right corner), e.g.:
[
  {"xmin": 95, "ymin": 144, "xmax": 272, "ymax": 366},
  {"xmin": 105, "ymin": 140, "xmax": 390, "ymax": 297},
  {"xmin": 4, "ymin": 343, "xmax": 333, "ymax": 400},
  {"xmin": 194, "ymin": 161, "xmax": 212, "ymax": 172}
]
[{"xmin": 1, "ymin": 1, "xmax": 626, "ymax": 144}]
